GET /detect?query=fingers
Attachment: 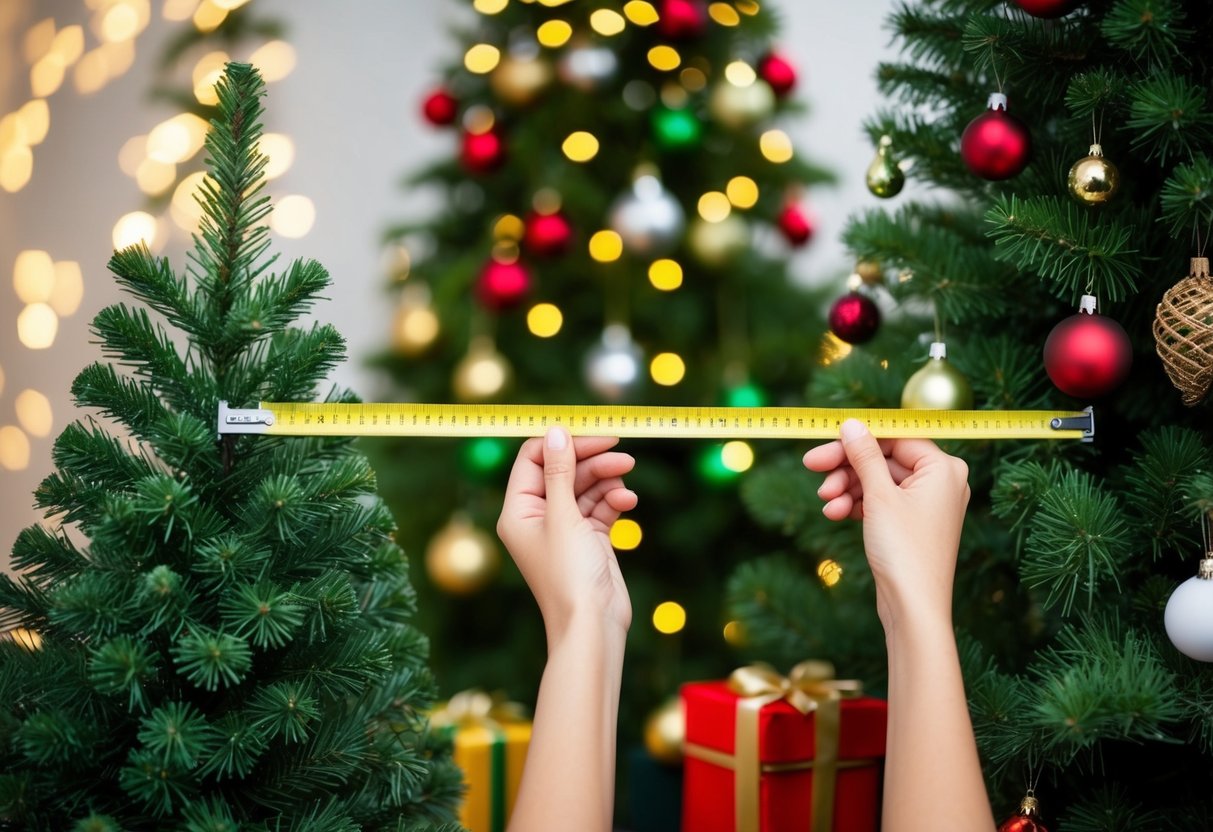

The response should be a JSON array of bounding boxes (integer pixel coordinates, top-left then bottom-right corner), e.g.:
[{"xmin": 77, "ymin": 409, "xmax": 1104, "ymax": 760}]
[
  {"xmin": 541, "ymin": 427, "xmax": 581, "ymax": 519},
  {"xmin": 573, "ymin": 451, "xmax": 635, "ymax": 497},
  {"xmin": 505, "ymin": 434, "xmax": 624, "ymax": 502},
  {"xmin": 838, "ymin": 420, "xmax": 897, "ymax": 495},
  {"xmin": 822, "ymin": 492, "xmax": 854, "ymax": 521},
  {"xmin": 587, "ymin": 486, "xmax": 638, "ymax": 530}
]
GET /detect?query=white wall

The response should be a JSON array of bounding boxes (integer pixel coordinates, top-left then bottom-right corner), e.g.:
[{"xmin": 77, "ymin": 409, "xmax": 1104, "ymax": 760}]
[{"xmin": 0, "ymin": 0, "xmax": 899, "ymax": 569}]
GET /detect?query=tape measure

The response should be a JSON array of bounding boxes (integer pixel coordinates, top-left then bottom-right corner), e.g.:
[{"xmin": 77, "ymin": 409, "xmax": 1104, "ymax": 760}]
[{"xmin": 218, "ymin": 402, "xmax": 1094, "ymax": 442}]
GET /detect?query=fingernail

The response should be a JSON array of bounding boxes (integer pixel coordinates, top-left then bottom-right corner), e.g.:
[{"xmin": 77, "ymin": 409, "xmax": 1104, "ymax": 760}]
[
  {"xmin": 816, "ymin": 483, "xmax": 826, "ymax": 498},
  {"xmin": 840, "ymin": 419, "xmax": 867, "ymax": 442},
  {"xmin": 546, "ymin": 426, "xmax": 568, "ymax": 450}
]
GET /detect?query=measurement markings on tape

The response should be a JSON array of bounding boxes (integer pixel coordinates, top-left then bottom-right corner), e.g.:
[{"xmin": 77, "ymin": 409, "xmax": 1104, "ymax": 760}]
[{"xmin": 218, "ymin": 402, "xmax": 1094, "ymax": 442}]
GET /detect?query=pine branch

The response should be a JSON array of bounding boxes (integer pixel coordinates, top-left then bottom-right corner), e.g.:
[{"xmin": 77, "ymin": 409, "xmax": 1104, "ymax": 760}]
[
  {"xmin": 1159, "ymin": 155, "xmax": 1213, "ymax": 236},
  {"xmin": 1100, "ymin": 0, "xmax": 1194, "ymax": 66},
  {"xmin": 1126, "ymin": 71, "xmax": 1213, "ymax": 164}
]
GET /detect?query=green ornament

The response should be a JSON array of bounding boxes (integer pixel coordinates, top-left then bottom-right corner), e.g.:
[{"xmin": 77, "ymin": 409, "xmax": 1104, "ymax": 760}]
[
  {"xmin": 697, "ymin": 443, "xmax": 741, "ymax": 485},
  {"xmin": 461, "ymin": 436, "xmax": 510, "ymax": 476},
  {"xmin": 652, "ymin": 106, "xmax": 702, "ymax": 152},
  {"xmin": 866, "ymin": 135, "xmax": 905, "ymax": 199},
  {"xmin": 723, "ymin": 382, "xmax": 767, "ymax": 408},
  {"xmin": 900, "ymin": 342, "xmax": 973, "ymax": 410}
]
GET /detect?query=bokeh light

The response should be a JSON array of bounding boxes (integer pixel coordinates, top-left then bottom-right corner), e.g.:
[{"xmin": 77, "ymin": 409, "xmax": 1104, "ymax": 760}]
[
  {"xmin": 113, "ymin": 210, "xmax": 158, "ymax": 249},
  {"xmin": 49, "ymin": 261, "xmax": 84, "ymax": 316},
  {"xmin": 589, "ymin": 230, "xmax": 623, "ymax": 263},
  {"xmin": 724, "ymin": 60, "xmax": 757, "ymax": 87},
  {"xmin": 562, "ymin": 131, "xmax": 599, "ymax": 162},
  {"xmin": 697, "ymin": 191, "xmax": 731, "ymax": 223},
  {"xmin": 249, "ymin": 40, "xmax": 296, "ymax": 83},
  {"xmin": 193, "ymin": 0, "xmax": 229, "ymax": 33},
  {"xmin": 258, "ymin": 133, "xmax": 295, "ymax": 179},
  {"xmin": 17, "ymin": 100, "xmax": 49, "ymax": 146},
  {"xmin": 171, "ymin": 171, "xmax": 208, "ymax": 232},
  {"xmin": 652, "ymin": 601, "xmax": 687, "ymax": 634},
  {"xmin": 0, "ymin": 426, "xmax": 30, "ymax": 471},
  {"xmin": 720, "ymin": 440, "xmax": 755, "ymax": 473},
  {"xmin": 17, "ymin": 304, "xmax": 57, "ymax": 349},
  {"xmin": 465, "ymin": 44, "xmax": 501, "ymax": 74},
  {"xmin": 723, "ymin": 620, "xmax": 746, "ymax": 645},
  {"xmin": 13, "ymin": 250, "xmax": 55, "ymax": 303},
  {"xmin": 526, "ymin": 303, "xmax": 563, "ymax": 338},
  {"xmin": 15, "ymin": 389, "xmax": 53, "ymax": 438},
  {"xmin": 473, "ymin": 0, "xmax": 509, "ymax": 11},
  {"xmin": 270, "ymin": 195, "xmax": 316, "ymax": 238},
  {"xmin": 192, "ymin": 51, "xmax": 229, "ymax": 105},
  {"xmin": 623, "ymin": 1, "xmax": 659, "ymax": 25},
  {"xmin": 590, "ymin": 9, "xmax": 626, "ymax": 36},
  {"xmin": 817, "ymin": 559, "xmax": 843, "ymax": 587},
  {"xmin": 610, "ymin": 518, "xmax": 643, "ymax": 550},
  {"xmin": 147, "ymin": 113, "xmax": 208, "ymax": 163},
  {"xmin": 537, "ymin": 20, "xmax": 572, "ymax": 47},
  {"xmin": 650, "ymin": 352, "xmax": 686, "ymax": 386},
  {"xmin": 648, "ymin": 259, "xmax": 683, "ymax": 291},
  {"xmin": 760, "ymin": 129, "xmax": 794, "ymax": 163},
  {"xmin": 727, "ymin": 176, "xmax": 759, "ymax": 208},
  {"xmin": 709, "ymin": 2, "xmax": 741, "ymax": 25},
  {"xmin": 647, "ymin": 46, "xmax": 681, "ymax": 72}
]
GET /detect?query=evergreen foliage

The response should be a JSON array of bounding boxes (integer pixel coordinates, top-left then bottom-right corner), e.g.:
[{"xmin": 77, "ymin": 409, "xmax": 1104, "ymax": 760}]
[
  {"xmin": 730, "ymin": 0, "xmax": 1213, "ymax": 822},
  {"xmin": 0, "ymin": 64, "xmax": 461, "ymax": 830}
]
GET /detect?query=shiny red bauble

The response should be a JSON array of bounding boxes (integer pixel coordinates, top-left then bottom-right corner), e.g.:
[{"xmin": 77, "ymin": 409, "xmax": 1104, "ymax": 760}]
[
  {"xmin": 460, "ymin": 129, "xmax": 506, "ymax": 174},
  {"xmin": 1043, "ymin": 299, "xmax": 1132, "ymax": 398},
  {"xmin": 523, "ymin": 211, "xmax": 573, "ymax": 258},
  {"xmin": 421, "ymin": 88, "xmax": 458, "ymax": 126},
  {"xmin": 998, "ymin": 815, "xmax": 1049, "ymax": 832},
  {"xmin": 758, "ymin": 52, "xmax": 797, "ymax": 97},
  {"xmin": 476, "ymin": 258, "xmax": 532, "ymax": 310},
  {"xmin": 828, "ymin": 292, "xmax": 881, "ymax": 345},
  {"xmin": 961, "ymin": 94, "xmax": 1031, "ymax": 180},
  {"xmin": 777, "ymin": 203, "xmax": 814, "ymax": 247},
  {"xmin": 1012, "ymin": 0, "xmax": 1080, "ymax": 17},
  {"xmin": 657, "ymin": 0, "xmax": 707, "ymax": 40}
]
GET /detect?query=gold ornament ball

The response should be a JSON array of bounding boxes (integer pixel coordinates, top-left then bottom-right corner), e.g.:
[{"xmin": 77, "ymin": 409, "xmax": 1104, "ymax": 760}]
[
  {"xmin": 1068, "ymin": 143, "xmax": 1119, "ymax": 205},
  {"xmin": 856, "ymin": 259, "xmax": 884, "ymax": 285},
  {"xmin": 866, "ymin": 136, "xmax": 905, "ymax": 199},
  {"xmin": 708, "ymin": 80, "xmax": 775, "ymax": 130},
  {"xmin": 643, "ymin": 697, "xmax": 685, "ymax": 765},
  {"xmin": 688, "ymin": 215, "xmax": 750, "ymax": 267},
  {"xmin": 425, "ymin": 518, "xmax": 501, "ymax": 595},
  {"xmin": 391, "ymin": 291, "xmax": 440, "ymax": 356},
  {"xmin": 490, "ymin": 55, "xmax": 553, "ymax": 106},
  {"xmin": 453, "ymin": 338, "xmax": 512, "ymax": 401},
  {"xmin": 901, "ymin": 344, "xmax": 974, "ymax": 410}
]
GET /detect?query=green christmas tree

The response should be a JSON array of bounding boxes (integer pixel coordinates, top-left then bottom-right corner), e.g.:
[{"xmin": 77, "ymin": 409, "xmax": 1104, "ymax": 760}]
[
  {"xmin": 730, "ymin": 0, "xmax": 1213, "ymax": 826},
  {"xmin": 0, "ymin": 63, "xmax": 461, "ymax": 830},
  {"xmin": 369, "ymin": 0, "xmax": 834, "ymax": 745}
]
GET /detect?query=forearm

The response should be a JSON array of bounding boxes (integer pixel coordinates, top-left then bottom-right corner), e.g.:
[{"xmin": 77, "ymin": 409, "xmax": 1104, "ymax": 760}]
[
  {"xmin": 507, "ymin": 614, "xmax": 626, "ymax": 832},
  {"xmin": 881, "ymin": 602, "xmax": 995, "ymax": 832}
]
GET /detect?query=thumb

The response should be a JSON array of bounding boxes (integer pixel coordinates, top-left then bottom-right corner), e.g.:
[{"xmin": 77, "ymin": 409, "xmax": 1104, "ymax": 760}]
[
  {"xmin": 542, "ymin": 427, "xmax": 581, "ymax": 519},
  {"xmin": 839, "ymin": 419, "xmax": 893, "ymax": 495}
]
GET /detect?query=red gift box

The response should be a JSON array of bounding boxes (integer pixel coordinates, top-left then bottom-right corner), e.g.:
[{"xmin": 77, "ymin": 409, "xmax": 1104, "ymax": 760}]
[{"xmin": 682, "ymin": 662, "xmax": 887, "ymax": 832}]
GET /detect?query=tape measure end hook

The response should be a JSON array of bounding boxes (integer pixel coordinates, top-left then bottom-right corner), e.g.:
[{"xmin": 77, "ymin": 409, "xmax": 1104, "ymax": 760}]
[
  {"xmin": 1049, "ymin": 406, "xmax": 1095, "ymax": 443},
  {"xmin": 218, "ymin": 401, "xmax": 275, "ymax": 436}
]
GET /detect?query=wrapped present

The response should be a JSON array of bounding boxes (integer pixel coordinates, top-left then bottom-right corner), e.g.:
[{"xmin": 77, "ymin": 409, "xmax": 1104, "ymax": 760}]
[
  {"xmin": 682, "ymin": 661, "xmax": 887, "ymax": 832},
  {"xmin": 431, "ymin": 690, "xmax": 531, "ymax": 832}
]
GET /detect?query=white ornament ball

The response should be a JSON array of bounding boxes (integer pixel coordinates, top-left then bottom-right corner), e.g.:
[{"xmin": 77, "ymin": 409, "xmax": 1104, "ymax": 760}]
[
  {"xmin": 559, "ymin": 42, "xmax": 618, "ymax": 91},
  {"xmin": 687, "ymin": 214, "xmax": 750, "ymax": 267},
  {"xmin": 709, "ymin": 79, "xmax": 776, "ymax": 130},
  {"xmin": 609, "ymin": 175, "xmax": 685, "ymax": 257},
  {"xmin": 1165, "ymin": 565, "xmax": 1213, "ymax": 661},
  {"xmin": 584, "ymin": 324, "xmax": 644, "ymax": 401}
]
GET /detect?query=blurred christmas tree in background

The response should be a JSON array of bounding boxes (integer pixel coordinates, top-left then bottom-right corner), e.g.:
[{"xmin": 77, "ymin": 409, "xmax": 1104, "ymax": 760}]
[
  {"xmin": 368, "ymin": 0, "xmax": 834, "ymax": 770},
  {"xmin": 728, "ymin": 0, "xmax": 1213, "ymax": 827}
]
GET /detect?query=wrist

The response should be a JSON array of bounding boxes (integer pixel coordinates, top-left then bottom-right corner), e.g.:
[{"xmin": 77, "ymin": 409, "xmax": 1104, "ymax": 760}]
[{"xmin": 545, "ymin": 608, "xmax": 629, "ymax": 655}]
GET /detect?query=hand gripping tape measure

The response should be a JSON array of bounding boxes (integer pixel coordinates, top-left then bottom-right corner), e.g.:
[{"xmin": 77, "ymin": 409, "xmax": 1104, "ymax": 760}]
[{"xmin": 218, "ymin": 402, "xmax": 1094, "ymax": 442}]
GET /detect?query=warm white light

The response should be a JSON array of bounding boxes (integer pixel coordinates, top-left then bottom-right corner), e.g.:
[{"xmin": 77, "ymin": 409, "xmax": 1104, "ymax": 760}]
[
  {"xmin": 49, "ymin": 261, "xmax": 84, "ymax": 316},
  {"xmin": 0, "ymin": 146, "xmax": 34, "ymax": 193},
  {"xmin": 113, "ymin": 211, "xmax": 158, "ymax": 250},
  {"xmin": 17, "ymin": 303, "xmax": 58, "ymax": 350},
  {"xmin": 258, "ymin": 133, "xmax": 294, "ymax": 179},
  {"xmin": 171, "ymin": 171, "xmax": 208, "ymax": 232},
  {"xmin": 163, "ymin": 0, "xmax": 201, "ymax": 22},
  {"xmin": 0, "ymin": 426, "xmax": 31, "ymax": 471},
  {"xmin": 13, "ymin": 249, "xmax": 55, "ymax": 303},
  {"xmin": 118, "ymin": 134, "xmax": 148, "ymax": 176},
  {"xmin": 720, "ymin": 440, "xmax": 754, "ymax": 473},
  {"xmin": 147, "ymin": 113, "xmax": 207, "ymax": 163},
  {"xmin": 192, "ymin": 51, "xmax": 230, "ymax": 105},
  {"xmin": 15, "ymin": 390, "xmax": 53, "ymax": 438},
  {"xmin": 23, "ymin": 18, "xmax": 56, "ymax": 65},
  {"xmin": 50, "ymin": 25, "xmax": 85, "ymax": 65},
  {"xmin": 30, "ymin": 53, "xmax": 66, "ymax": 98},
  {"xmin": 100, "ymin": 40, "xmax": 135, "ymax": 79},
  {"xmin": 136, "ymin": 157, "xmax": 176, "ymax": 195},
  {"xmin": 270, "ymin": 195, "xmax": 316, "ymax": 238},
  {"xmin": 249, "ymin": 40, "xmax": 296, "ymax": 83},
  {"xmin": 17, "ymin": 100, "xmax": 49, "ymax": 145}
]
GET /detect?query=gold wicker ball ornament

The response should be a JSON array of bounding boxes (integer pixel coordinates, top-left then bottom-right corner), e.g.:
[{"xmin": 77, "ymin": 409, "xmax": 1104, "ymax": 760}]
[{"xmin": 1153, "ymin": 257, "xmax": 1213, "ymax": 406}]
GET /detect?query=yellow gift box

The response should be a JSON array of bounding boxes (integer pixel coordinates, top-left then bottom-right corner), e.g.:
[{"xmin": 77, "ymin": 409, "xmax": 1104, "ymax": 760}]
[{"xmin": 432, "ymin": 690, "xmax": 532, "ymax": 832}]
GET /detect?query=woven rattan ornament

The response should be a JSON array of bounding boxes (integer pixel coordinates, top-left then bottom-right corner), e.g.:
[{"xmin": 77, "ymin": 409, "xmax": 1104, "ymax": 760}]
[{"xmin": 1154, "ymin": 257, "xmax": 1213, "ymax": 406}]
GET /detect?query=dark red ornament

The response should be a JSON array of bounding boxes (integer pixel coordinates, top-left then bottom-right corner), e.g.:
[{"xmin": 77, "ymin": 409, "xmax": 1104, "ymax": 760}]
[
  {"xmin": 657, "ymin": 0, "xmax": 706, "ymax": 40},
  {"xmin": 523, "ymin": 211, "xmax": 573, "ymax": 258},
  {"xmin": 1043, "ymin": 295, "xmax": 1132, "ymax": 398},
  {"xmin": 828, "ymin": 292, "xmax": 881, "ymax": 345},
  {"xmin": 1012, "ymin": 0, "xmax": 1080, "ymax": 18},
  {"xmin": 777, "ymin": 203, "xmax": 814, "ymax": 247},
  {"xmin": 961, "ymin": 93, "xmax": 1032, "ymax": 180},
  {"xmin": 421, "ymin": 87, "xmax": 458, "ymax": 126},
  {"xmin": 758, "ymin": 52, "xmax": 797, "ymax": 98},
  {"xmin": 461, "ymin": 128, "xmax": 506, "ymax": 175},
  {"xmin": 998, "ymin": 793, "xmax": 1049, "ymax": 832},
  {"xmin": 476, "ymin": 257, "xmax": 532, "ymax": 310}
]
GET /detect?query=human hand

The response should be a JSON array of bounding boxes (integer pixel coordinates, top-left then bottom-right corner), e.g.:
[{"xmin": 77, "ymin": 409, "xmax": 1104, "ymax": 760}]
[
  {"xmin": 802, "ymin": 419, "xmax": 970, "ymax": 629},
  {"xmin": 497, "ymin": 428, "xmax": 638, "ymax": 644}
]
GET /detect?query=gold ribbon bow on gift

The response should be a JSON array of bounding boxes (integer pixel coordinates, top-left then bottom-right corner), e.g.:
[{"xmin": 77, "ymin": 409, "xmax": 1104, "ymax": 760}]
[
  {"xmin": 687, "ymin": 661, "xmax": 864, "ymax": 832},
  {"xmin": 429, "ymin": 689, "xmax": 528, "ymax": 730}
]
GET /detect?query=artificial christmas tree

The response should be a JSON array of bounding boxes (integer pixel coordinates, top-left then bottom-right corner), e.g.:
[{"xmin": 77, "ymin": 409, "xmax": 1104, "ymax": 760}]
[
  {"xmin": 729, "ymin": 0, "xmax": 1213, "ymax": 826},
  {"xmin": 0, "ymin": 63, "xmax": 461, "ymax": 830}
]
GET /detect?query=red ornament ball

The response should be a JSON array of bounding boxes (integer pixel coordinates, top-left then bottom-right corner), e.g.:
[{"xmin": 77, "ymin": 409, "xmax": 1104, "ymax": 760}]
[
  {"xmin": 476, "ymin": 258, "xmax": 532, "ymax": 310},
  {"xmin": 461, "ymin": 129, "xmax": 506, "ymax": 175},
  {"xmin": 657, "ymin": 0, "xmax": 707, "ymax": 40},
  {"xmin": 1043, "ymin": 300, "xmax": 1132, "ymax": 398},
  {"xmin": 758, "ymin": 52, "xmax": 798, "ymax": 98},
  {"xmin": 998, "ymin": 795, "xmax": 1049, "ymax": 832},
  {"xmin": 777, "ymin": 203, "xmax": 814, "ymax": 247},
  {"xmin": 1012, "ymin": 0, "xmax": 1080, "ymax": 17},
  {"xmin": 961, "ymin": 95, "xmax": 1031, "ymax": 180},
  {"xmin": 524, "ymin": 211, "xmax": 573, "ymax": 258},
  {"xmin": 421, "ymin": 88, "xmax": 458, "ymax": 126},
  {"xmin": 828, "ymin": 292, "xmax": 881, "ymax": 345}
]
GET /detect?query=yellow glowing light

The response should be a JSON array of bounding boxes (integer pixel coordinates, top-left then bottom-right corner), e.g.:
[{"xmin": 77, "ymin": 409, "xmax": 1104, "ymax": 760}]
[
  {"xmin": 135, "ymin": 157, "xmax": 176, "ymax": 195},
  {"xmin": 819, "ymin": 330, "xmax": 853, "ymax": 366},
  {"xmin": 30, "ymin": 53, "xmax": 66, "ymax": 98},
  {"xmin": 590, "ymin": 9, "xmax": 626, "ymax": 36},
  {"xmin": 24, "ymin": 19, "xmax": 57, "ymax": 64},
  {"xmin": 73, "ymin": 49, "xmax": 110, "ymax": 94},
  {"xmin": 680, "ymin": 67, "xmax": 707, "ymax": 91},
  {"xmin": 101, "ymin": 39, "xmax": 135, "ymax": 78},
  {"xmin": 270, "ymin": 195, "xmax": 316, "ymax": 239},
  {"xmin": 0, "ymin": 426, "xmax": 31, "ymax": 471},
  {"xmin": 650, "ymin": 352, "xmax": 686, "ymax": 386},
  {"xmin": 15, "ymin": 390, "xmax": 53, "ymax": 438},
  {"xmin": 493, "ymin": 213, "xmax": 525, "ymax": 241},
  {"xmin": 211, "ymin": 0, "xmax": 252, "ymax": 9},
  {"xmin": 0, "ymin": 146, "xmax": 34, "ymax": 193},
  {"xmin": 456, "ymin": 347, "xmax": 510, "ymax": 398},
  {"xmin": 257, "ymin": 133, "xmax": 294, "ymax": 179},
  {"xmin": 249, "ymin": 40, "xmax": 296, "ymax": 83},
  {"xmin": 647, "ymin": 46, "xmax": 681, "ymax": 72},
  {"xmin": 652, "ymin": 601, "xmax": 687, "ymax": 635},
  {"xmin": 0, "ymin": 364, "xmax": 5, "ymax": 396},
  {"xmin": 474, "ymin": 0, "xmax": 509, "ymax": 11},
  {"xmin": 7, "ymin": 627, "xmax": 42, "ymax": 651},
  {"xmin": 727, "ymin": 176, "xmax": 759, "ymax": 208},
  {"xmin": 118, "ymin": 134, "xmax": 148, "ymax": 176},
  {"xmin": 724, "ymin": 60, "xmax": 757, "ymax": 87},
  {"xmin": 817, "ymin": 559, "xmax": 843, "ymax": 587},
  {"xmin": 113, "ymin": 211, "xmax": 158, "ymax": 250},
  {"xmin": 709, "ymin": 2, "xmax": 741, "ymax": 25},
  {"xmin": 171, "ymin": 171, "xmax": 208, "ymax": 231},
  {"xmin": 0, "ymin": 114, "xmax": 23, "ymax": 148},
  {"xmin": 527, "ymin": 303, "xmax": 563, "ymax": 338},
  {"xmin": 193, "ymin": 0, "xmax": 229, "ymax": 32},
  {"xmin": 393, "ymin": 299, "xmax": 439, "ymax": 354},
  {"xmin": 148, "ymin": 113, "xmax": 207, "ymax": 163},
  {"xmin": 624, "ymin": 1, "xmax": 659, "ymax": 25},
  {"xmin": 736, "ymin": 0, "xmax": 760, "ymax": 13},
  {"xmin": 16, "ymin": 100, "xmax": 49, "ymax": 146},
  {"xmin": 648, "ymin": 259, "xmax": 683, "ymax": 291},
  {"xmin": 49, "ymin": 261, "xmax": 84, "ymax": 316},
  {"xmin": 13, "ymin": 250, "xmax": 55, "ymax": 303},
  {"xmin": 723, "ymin": 620, "xmax": 745, "ymax": 646},
  {"xmin": 192, "ymin": 51, "xmax": 229, "ymax": 105},
  {"xmin": 562, "ymin": 131, "xmax": 599, "ymax": 162},
  {"xmin": 17, "ymin": 303, "xmax": 58, "ymax": 350},
  {"xmin": 464, "ymin": 44, "xmax": 501, "ymax": 74},
  {"xmin": 537, "ymin": 20, "xmax": 572, "ymax": 47},
  {"xmin": 163, "ymin": 0, "xmax": 201, "ymax": 22},
  {"xmin": 760, "ymin": 129, "xmax": 794, "ymax": 163},
  {"xmin": 100, "ymin": 2, "xmax": 144, "ymax": 43},
  {"xmin": 610, "ymin": 518, "xmax": 643, "ymax": 550},
  {"xmin": 51, "ymin": 25, "xmax": 85, "ymax": 65},
  {"xmin": 589, "ymin": 230, "xmax": 623, "ymax": 263},
  {"xmin": 720, "ymin": 440, "xmax": 755, "ymax": 473},
  {"xmin": 697, "ymin": 191, "xmax": 731, "ymax": 223}
]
